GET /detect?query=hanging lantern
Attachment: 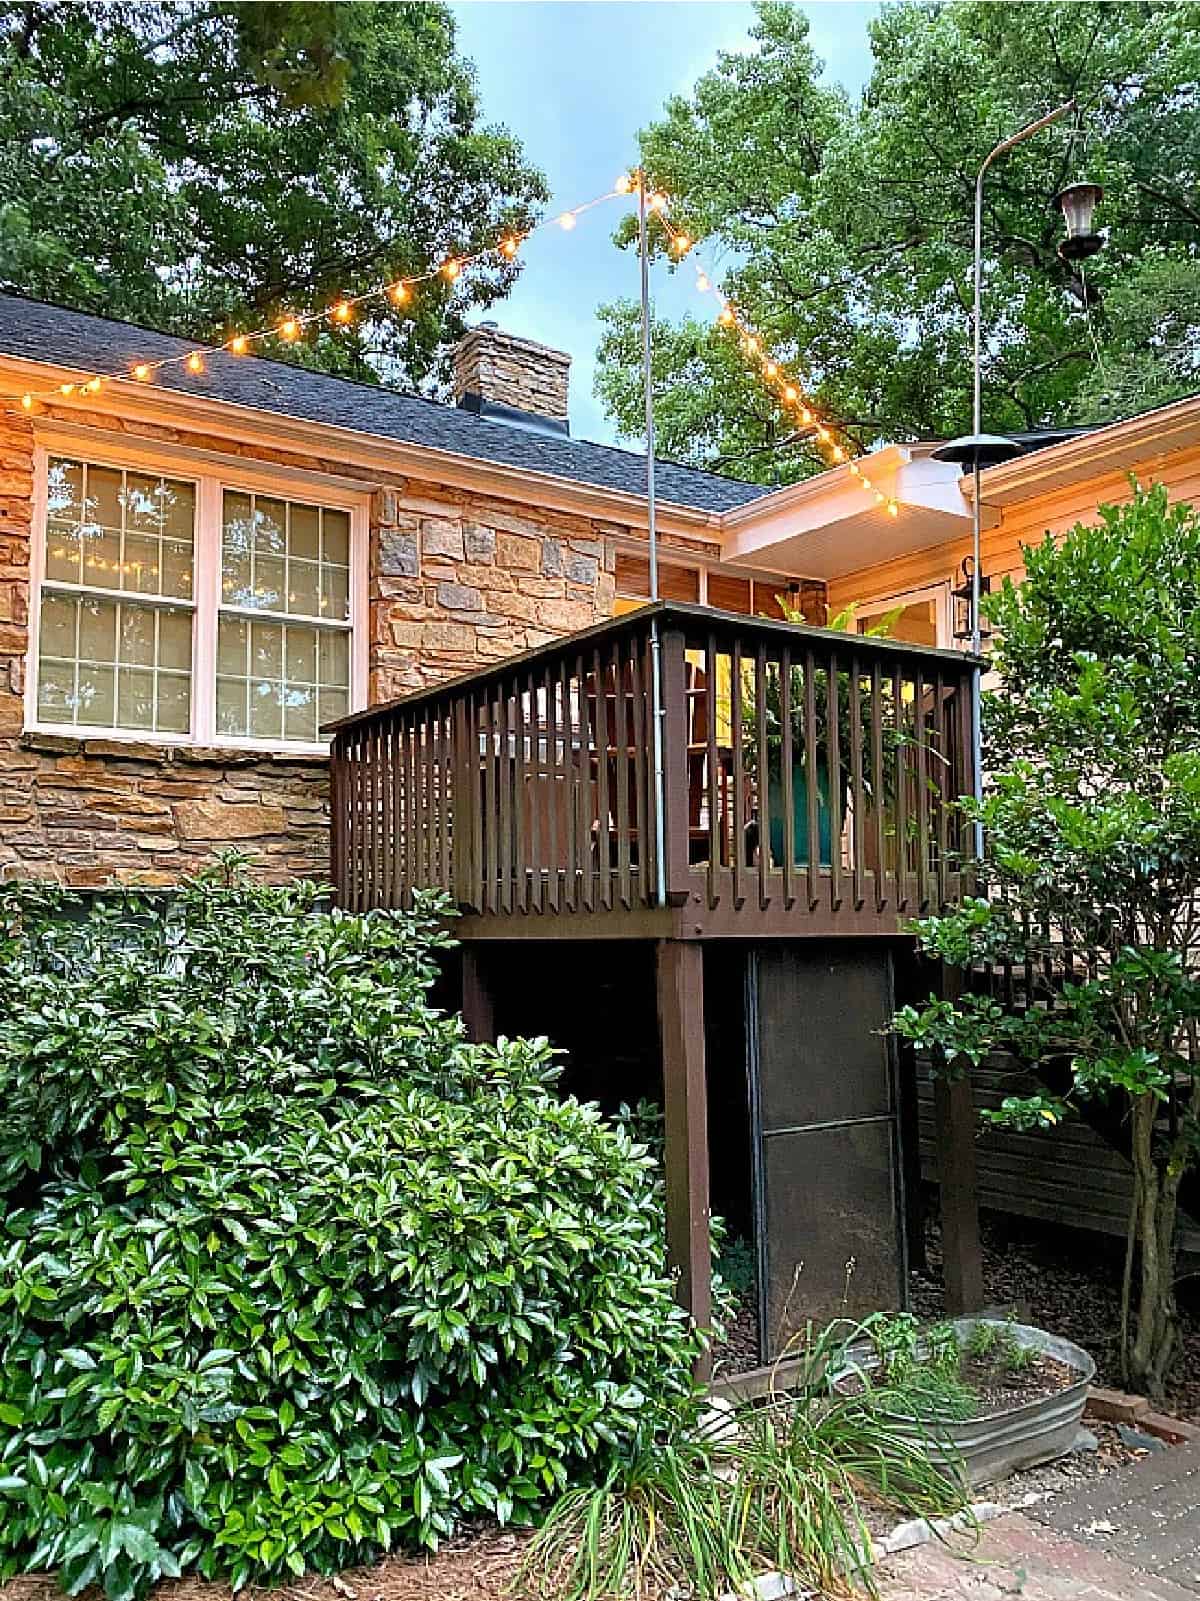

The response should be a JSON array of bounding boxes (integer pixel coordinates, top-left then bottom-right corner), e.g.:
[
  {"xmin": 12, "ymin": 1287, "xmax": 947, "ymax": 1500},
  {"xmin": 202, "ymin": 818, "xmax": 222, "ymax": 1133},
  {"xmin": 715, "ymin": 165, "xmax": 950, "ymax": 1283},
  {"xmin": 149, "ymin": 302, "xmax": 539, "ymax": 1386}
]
[
  {"xmin": 952, "ymin": 556, "xmax": 992, "ymax": 644},
  {"xmin": 1055, "ymin": 181, "xmax": 1104, "ymax": 261}
]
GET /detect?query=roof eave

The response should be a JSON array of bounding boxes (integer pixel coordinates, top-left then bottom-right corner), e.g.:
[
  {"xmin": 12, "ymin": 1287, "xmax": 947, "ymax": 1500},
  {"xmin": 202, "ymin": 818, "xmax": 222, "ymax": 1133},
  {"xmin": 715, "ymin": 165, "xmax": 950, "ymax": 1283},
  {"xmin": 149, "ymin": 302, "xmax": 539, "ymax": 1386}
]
[
  {"xmin": 0, "ymin": 353, "xmax": 728, "ymax": 537},
  {"xmin": 976, "ymin": 392, "xmax": 1200, "ymax": 506}
]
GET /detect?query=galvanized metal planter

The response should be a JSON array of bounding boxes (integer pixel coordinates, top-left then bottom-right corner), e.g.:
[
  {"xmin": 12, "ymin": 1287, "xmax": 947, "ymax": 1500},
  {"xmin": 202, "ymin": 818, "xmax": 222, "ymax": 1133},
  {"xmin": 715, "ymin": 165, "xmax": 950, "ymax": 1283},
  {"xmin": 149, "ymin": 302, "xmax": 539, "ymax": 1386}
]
[{"xmin": 837, "ymin": 1318, "xmax": 1095, "ymax": 1488}]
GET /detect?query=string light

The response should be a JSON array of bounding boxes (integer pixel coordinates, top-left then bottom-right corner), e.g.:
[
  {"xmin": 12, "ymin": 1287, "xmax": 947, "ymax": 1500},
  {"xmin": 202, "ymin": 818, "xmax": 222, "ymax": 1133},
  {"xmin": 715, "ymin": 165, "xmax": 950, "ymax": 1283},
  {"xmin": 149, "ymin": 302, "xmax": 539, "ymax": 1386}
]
[
  {"xmin": 20, "ymin": 393, "xmax": 33, "ymax": 411},
  {"xmin": 652, "ymin": 197, "xmax": 903, "ymax": 517},
  {"xmin": 9, "ymin": 180, "xmax": 624, "ymax": 412}
]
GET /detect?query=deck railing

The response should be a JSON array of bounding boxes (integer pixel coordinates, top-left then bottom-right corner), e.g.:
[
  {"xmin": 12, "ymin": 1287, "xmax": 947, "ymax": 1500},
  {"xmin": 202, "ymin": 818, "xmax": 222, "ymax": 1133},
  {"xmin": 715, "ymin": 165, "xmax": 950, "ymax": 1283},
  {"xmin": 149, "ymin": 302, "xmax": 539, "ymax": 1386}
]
[{"xmin": 327, "ymin": 603, "xmax": 977, "ymax": 934}]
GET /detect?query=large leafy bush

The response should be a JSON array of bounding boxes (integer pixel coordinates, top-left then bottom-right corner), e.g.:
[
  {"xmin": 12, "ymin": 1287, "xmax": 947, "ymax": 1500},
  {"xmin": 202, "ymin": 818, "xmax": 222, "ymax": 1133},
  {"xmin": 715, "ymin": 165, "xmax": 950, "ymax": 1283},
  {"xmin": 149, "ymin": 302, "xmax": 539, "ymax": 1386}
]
[{"xmin": 0, "ymin": 863, "xmax": 702, "ymax": 1597}]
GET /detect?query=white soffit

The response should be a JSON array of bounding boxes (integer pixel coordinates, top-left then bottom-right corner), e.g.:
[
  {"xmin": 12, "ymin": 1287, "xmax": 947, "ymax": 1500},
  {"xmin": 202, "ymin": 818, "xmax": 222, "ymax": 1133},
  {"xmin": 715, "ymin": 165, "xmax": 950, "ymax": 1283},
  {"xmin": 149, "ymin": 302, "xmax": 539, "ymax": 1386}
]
[{"xmin": 718, "ymin": 447, "xmax": 996, "ymax": 582}]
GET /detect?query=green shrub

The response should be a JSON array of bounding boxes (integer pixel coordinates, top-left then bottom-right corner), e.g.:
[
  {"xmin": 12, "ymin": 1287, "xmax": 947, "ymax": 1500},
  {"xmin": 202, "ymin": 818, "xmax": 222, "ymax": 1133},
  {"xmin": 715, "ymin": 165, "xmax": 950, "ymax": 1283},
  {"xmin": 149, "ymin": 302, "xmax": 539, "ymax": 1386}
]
[{"xmin": 0, "ymin": 862, "xmax": 703, "ymax": 1598}]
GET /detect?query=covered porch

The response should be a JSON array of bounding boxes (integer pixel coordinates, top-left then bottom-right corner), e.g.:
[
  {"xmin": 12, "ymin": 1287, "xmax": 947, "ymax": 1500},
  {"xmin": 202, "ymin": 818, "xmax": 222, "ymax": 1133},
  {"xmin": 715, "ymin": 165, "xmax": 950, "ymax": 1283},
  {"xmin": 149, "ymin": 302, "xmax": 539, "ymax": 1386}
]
[{"xmin": 327, "ymin": 603, "xmax": 985, "ymax": 1370}]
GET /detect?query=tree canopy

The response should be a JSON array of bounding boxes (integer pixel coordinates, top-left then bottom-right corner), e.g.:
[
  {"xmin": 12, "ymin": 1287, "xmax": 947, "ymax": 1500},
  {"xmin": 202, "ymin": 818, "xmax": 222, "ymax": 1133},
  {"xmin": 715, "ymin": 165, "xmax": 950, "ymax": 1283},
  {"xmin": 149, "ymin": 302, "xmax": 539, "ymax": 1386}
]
[
  {"xmin": 0, "ymin": 1, "xmax": 547, "ymax": 388},
  {"xmin": 597, "ymin": 1, "xmax": 1200, "ymax": 482}
]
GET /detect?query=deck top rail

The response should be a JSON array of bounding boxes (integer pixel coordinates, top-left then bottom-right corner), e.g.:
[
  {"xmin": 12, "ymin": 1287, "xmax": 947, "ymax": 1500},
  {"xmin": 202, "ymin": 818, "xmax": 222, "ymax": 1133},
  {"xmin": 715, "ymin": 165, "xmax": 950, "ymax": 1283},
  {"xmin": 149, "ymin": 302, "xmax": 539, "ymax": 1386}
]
[{"xmin": 328, "ymin": 603, "xmax": 978, "ymax": 938}]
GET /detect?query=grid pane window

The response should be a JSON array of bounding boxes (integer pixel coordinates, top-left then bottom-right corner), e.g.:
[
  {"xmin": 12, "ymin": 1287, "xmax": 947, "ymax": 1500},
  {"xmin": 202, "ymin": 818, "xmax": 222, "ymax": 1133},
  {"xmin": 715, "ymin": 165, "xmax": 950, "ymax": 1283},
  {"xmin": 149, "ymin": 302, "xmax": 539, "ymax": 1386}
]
[
  {"xmin": 38, "ymin": 456, "xmax": 196, "ymax": 734},
  {"xmin": 45, "ymin": 456, "xmax": 194, "ymax": 598},
  {"xmin": 36, "ymin": 460, "xmax": 352, "ymax": 746},
  {"xmin": 218, "ymin": 490, "xmax": 351, "ymax": 741},
  {"xmin": 37, "ymin": 592, "xmax": 193, "ymax": 733}
]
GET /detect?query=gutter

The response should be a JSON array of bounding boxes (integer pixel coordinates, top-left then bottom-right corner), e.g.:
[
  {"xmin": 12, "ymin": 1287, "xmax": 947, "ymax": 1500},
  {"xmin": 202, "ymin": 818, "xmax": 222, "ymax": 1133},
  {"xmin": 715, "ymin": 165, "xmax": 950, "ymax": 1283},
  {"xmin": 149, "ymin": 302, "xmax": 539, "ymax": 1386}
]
[{"xmin": 0, "ymin": 353, "xmax": 730, "ymax": 540}]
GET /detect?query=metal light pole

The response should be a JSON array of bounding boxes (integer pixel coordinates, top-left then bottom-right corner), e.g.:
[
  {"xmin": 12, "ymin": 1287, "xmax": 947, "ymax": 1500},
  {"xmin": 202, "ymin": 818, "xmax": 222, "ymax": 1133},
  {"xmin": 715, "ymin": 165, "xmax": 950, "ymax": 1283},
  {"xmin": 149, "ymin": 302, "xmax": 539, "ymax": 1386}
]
[
  {"xmin": 637, "ymin": 172, "xmax": 668, "ymax": 907},
  {"xmin": 933, "ymin": 100, "xmax": 1075, "ymax": 860}
]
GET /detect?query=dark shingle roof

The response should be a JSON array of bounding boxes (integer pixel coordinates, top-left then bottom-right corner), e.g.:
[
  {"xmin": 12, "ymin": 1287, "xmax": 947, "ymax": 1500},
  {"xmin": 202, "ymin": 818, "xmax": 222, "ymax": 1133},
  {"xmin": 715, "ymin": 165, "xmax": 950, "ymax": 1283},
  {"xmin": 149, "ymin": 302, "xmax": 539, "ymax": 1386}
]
[{"xmin": 0, "ymin": 294, "xmax": 771, "ymax": 515}]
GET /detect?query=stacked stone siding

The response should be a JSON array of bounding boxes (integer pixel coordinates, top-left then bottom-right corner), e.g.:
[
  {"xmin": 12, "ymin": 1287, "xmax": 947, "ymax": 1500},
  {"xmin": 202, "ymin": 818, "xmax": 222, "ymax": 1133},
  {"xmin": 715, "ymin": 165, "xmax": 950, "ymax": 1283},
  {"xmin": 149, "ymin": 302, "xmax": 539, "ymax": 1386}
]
[
  {"xmin": 451, "ymin": 326, "xmax": 571, "ymax": 424},
  {"xmin": 0, "ymin": 400, "xmax": 721, "ymax": 887}
]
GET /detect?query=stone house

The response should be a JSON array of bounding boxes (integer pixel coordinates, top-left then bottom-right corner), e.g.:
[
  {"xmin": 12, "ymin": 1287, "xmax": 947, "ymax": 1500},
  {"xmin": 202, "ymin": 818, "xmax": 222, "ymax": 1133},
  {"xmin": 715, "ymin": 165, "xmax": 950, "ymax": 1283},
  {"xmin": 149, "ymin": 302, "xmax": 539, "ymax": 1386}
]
[{"xmin": 1, "ymin": 290, "xmax": 1198, "ymax": 886}]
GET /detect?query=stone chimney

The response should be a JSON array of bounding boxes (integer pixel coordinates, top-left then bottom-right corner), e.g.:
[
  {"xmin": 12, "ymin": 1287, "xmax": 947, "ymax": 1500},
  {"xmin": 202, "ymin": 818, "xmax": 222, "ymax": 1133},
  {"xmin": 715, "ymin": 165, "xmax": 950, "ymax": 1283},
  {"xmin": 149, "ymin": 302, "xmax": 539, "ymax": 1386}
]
[{"xmin": 452, "ymin": 323, "xmax": 572, "ymax": 434}]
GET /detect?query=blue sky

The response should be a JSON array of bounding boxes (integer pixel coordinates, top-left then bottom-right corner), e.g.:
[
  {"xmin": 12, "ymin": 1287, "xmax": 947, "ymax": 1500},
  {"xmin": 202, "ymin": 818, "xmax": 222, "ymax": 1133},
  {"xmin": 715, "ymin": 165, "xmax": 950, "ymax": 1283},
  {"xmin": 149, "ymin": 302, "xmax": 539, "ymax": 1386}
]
[{"xmin": 447, "ymin": 1, "xmax": 877, "ymax": 444}]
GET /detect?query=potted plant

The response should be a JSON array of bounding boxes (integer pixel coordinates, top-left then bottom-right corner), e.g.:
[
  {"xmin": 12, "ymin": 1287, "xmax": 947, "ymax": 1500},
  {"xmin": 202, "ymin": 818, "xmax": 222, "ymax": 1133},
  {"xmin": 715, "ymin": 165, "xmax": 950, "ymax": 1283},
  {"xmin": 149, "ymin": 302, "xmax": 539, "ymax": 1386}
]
[
  {"xmin": 834, "ymin": 1312, "xmax": 1096, "ymax": 1486},
  {"xmin": 744, "ymin": 601, "xmax": 901, "ymax": 868}
]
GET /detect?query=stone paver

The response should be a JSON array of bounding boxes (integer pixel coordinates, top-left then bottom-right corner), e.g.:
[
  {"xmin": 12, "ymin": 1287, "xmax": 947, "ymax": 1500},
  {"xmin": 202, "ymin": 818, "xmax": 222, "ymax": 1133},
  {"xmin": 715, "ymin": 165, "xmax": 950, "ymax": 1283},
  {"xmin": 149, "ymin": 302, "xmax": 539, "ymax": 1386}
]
[
  {"xmin": 1028, "ymin": 1437, "xmax": 1200, "ymax": 1594},
  {"xmin": 877, "ymin": 1511, "xmax": 1196, "ymax": 1601}
]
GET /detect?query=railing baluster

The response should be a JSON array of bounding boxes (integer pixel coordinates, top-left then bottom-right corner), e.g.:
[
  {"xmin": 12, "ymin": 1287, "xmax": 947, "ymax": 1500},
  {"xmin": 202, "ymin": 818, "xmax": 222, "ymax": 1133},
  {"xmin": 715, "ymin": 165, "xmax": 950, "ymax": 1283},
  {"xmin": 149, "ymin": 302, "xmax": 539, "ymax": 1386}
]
[
  {"xmin": 871, "ymin": 664, "xmax": 886, "ymax": 913},
  {"xmin": 849, "ymin": 652, "xmax": 866, "ymax": 912},
  {"xmin": 706, "ymin": 632, "xmax": 720, "ymax": 910},
  {"xmin": 804, "ymin": 649, "xmax": 819, "ymax": 911},
  {"xmin": 577, "ymin": 652, "xmax": 595, "ymax": 911},
  {"xmin": 544, "ymin": 663, "xmax": 561, "ymax": 912},
  {"xmin": 826, "ymin": 646, "xmax": 842, "ymax": 914},
  {"xmin": 496, "ymin": 679, "xmax": 513, "ymax": 914},
  {"xmin": 629, "ymin": 637, "xmax": 650, "ymax": 904},
  {"xmin": 731, "ymin": 639, "xmax": 745, "ymax": 908},
  {"xmin": 593, "ymin": 646, "xmax": 611, "ymax": 910},
  {"xmin": 613, "ymin": 638, "xmax": 632, "ymax": 910},
  {"xmin": 513, "ymin": 675, "xmax": 528, "ymax": 913},
  {"xmin": 933, "ymin": 669, "xmax": 948, "ymax": 909},
  {"xmin": 756, "ymin": 644, "xmax": 770, "ymax": 910},
  {"xmin": 914, "ymin": 667, "xmax": 930, "ymax": 913},
  {"xmin": 779, "ymin": 644, "xmax": 794, "ymax": 910},
  {"xmin": 560, "ymin": 657, "xmax": 578, "ymax": 912},
  {"xmin": 527, "ymin": 671, "xmax": 542, "ymax": 914},
  {"xmin": 893, "ymin": 664, "xmax": 908, "ymax": 913}
]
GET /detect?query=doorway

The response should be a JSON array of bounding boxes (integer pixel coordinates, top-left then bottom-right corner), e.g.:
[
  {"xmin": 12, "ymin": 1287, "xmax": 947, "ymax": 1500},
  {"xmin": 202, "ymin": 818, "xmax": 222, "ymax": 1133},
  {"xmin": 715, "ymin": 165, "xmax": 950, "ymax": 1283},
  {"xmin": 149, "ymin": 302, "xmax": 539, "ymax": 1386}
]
[{"xmin": 747, "ymin": 943, "xmax": 908, "ymax": 1359}]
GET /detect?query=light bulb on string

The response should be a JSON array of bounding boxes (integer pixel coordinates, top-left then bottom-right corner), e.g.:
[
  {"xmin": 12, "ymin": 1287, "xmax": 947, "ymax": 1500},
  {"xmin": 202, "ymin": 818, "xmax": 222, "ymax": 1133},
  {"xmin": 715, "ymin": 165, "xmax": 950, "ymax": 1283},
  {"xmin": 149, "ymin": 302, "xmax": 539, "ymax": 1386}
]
[
  {"xmin": 228, "ymin": 334, "xmax": 248, "ymax": 355},
  {"xmin": 615, "ymin": 173, "xmax": 633, "ymax": 195},
  {"xmin": 279, "ymin": 317, "xmax": 301, "ymax": 342},
  {"xmin": 557, "ymin": 212, "xmax": 577, "ymax": 231},
  {"xmin": 388, "ymin": 281, "xmax": 409, "ymax": 306},
  {"xmin": 20, "ymin": 394, "xmax": 33, "ymax": 411},
  {"xmin": 500, "ymin": 236, "xmax": 520, "ymax": 260},
  {"xmin": 60, "ymin": 383, "xmax": 75, "ymax": 396},
  {"xmin": 132, "ymin": 364, "xmax": 151, "ymax": 382},
  {"xmin": 186, "ymin": 352, "xmax": 205, "ymax": 374},
  {"xmin": 440, "ymin": 258, "xmax": 462, "ymax": 281},
  {"xmin": 332, "ymin": 300, "xmax": 354, "ymax": 324},
  {"xmin": 695, "ymin": 272, "xmax": 710, "ymax": 293}
]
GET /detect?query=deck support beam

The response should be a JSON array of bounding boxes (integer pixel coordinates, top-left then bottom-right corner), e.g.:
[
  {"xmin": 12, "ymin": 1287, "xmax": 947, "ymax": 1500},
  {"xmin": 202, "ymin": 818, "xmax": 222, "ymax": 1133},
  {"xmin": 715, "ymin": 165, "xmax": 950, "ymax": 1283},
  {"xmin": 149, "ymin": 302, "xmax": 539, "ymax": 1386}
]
[
  {"xmin": 933, "ymin": 966, "xmax": 984, "ymax": 1314},
  {"xmin": 461, "ymin": 946, "xmax": 496, "ymax": 1044},
  {"xmin": 656, "ymin": 939, "xmax": 712, "ymax": 1368}
]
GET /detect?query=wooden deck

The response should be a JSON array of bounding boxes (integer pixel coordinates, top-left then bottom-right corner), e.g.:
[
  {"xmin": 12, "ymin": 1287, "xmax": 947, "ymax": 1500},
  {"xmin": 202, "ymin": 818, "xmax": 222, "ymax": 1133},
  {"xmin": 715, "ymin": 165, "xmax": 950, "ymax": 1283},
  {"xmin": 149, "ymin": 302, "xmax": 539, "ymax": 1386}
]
[{"xmin": 327, "ymin": 602, "xmax": 978, "ymax": 939}]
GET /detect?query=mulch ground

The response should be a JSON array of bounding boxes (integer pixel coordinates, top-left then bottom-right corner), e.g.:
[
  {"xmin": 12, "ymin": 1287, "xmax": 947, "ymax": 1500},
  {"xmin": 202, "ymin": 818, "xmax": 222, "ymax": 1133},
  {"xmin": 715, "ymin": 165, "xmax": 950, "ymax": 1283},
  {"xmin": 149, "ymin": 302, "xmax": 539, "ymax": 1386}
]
[
  {"xmin": 910, "ymin": 1209, "xmax": 1200, "ymax": 1423},
  {"xmin": 0, "ymin": 1528, "xmax": 536, "ymax": 1601}
]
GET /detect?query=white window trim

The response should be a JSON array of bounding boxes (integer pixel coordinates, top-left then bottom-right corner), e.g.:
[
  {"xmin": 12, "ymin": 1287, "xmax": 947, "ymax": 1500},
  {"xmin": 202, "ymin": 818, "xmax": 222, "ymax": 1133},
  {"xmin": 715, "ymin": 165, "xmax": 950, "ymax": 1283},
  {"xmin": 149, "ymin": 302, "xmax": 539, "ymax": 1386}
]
[
  {"xmin": 26, "ymin": 439, "xmax": 370, "ymax": 754},
  {"xmin": 849, "ymin": 580, "xmax": 953, "ymax": 650}
]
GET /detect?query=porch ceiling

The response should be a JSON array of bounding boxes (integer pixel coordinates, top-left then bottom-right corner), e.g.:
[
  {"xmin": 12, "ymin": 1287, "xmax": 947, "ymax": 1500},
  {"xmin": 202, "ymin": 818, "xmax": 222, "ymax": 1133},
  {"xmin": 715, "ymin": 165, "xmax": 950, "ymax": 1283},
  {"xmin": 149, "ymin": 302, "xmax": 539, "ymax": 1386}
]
[{"xmin": 719, "ymin": 444, "xmax": 1000, "ymax": 582}]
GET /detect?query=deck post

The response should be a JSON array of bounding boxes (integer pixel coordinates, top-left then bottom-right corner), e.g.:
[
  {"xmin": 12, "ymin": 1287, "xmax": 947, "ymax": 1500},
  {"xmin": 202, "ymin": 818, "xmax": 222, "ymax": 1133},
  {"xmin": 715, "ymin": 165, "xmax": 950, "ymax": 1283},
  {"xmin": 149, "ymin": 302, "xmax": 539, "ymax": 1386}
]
[
  {"xmin": 461, "ymin": 945, "xmax": 496, "ymax": 1044},
  {"xmin": 656, "ymin": 939, "xmax": 712, "ymax": 1364},
  {"xmin": 933, "ymin": 966, "xmax": 984, "ymax": 1313}
]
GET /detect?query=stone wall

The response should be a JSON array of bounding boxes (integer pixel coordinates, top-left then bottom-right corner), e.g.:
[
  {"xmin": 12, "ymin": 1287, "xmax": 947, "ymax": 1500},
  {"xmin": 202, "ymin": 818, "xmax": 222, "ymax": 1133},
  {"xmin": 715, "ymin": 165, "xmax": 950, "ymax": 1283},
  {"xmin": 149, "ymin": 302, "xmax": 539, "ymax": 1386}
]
[{"xmin": 0, "ymin": 400, "xmax": 691, "ymax": 887}]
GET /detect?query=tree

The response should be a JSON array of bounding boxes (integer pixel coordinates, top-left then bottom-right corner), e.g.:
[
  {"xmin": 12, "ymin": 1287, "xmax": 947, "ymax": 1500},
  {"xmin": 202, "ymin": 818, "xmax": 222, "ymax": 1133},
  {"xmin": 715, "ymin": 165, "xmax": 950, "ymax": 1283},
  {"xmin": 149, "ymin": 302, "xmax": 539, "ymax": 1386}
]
[
  {"xmin": 892, "ymin": 484, "xmax": 1200, "ymax": 1396},
  {"xmin": 0, "ymin": 2, "xmax": 547, "ymax": 388},
  {"xmin": 596, "ymin": 1, "xmax": 1200, "ymax": 483}
]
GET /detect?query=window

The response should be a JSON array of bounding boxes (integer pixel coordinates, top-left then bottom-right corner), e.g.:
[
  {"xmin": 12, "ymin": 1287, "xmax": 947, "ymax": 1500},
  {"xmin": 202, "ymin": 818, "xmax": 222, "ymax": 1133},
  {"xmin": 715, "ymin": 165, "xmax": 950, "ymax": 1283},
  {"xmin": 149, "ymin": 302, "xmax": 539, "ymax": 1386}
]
[
  {"xmin": 38, "ymin": 459, "xmax": 196, "ymax": 733},
  {"xmin": 852, "ymin": 584, "xmax": 949, "ymax": 648},
  {"xmin": 216, "ymin": 491, "xmax": 351, "ymax": 742},
  {"xmin": 612, "ymin": 552, "xmax": 792, "ymax": 619},
  {"xmin": 32, "ymin": 451, "xmax": 363, "ymax": 747}
]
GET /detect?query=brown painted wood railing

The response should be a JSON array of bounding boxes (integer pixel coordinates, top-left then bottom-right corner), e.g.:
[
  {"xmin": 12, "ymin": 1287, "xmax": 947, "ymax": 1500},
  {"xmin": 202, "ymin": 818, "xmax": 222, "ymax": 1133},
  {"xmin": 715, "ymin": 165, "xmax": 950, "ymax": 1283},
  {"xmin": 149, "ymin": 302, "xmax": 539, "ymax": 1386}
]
[{"xmin": 327, "ymin": 603, "xmax": 977, "ymax": 934}]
